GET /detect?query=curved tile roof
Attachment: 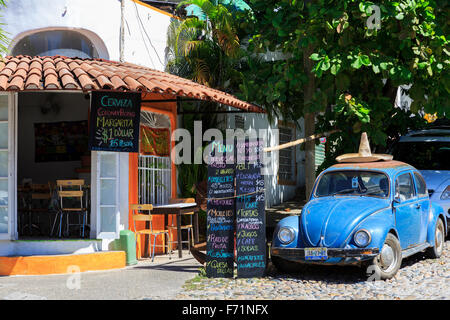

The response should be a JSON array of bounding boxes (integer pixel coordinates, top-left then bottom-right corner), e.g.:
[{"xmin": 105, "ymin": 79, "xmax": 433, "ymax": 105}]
[{"xmin": 0, "ymin": 55, "xmax": 264, "ymax": 113}]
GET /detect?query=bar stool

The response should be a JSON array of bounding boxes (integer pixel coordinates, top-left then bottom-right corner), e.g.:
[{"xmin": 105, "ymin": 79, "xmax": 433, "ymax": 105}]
[{"xmin": 166, "ymin": 198, "xmax": 195, "ymax": 253}]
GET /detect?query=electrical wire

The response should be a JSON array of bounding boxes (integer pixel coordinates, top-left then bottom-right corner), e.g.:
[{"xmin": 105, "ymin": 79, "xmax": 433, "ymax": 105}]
[
  {"xmin": 131, "ymin": 3, "xmax": 156, "ymax": 68},
  {"xmin": 133, "ymin": 0, "xmax": 164, "ymax": 67}
]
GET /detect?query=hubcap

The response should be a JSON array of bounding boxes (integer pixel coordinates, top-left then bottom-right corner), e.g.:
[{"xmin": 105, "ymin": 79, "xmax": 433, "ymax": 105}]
[{"xmin": 380, "ymin": 245, "xmax": 394, "ymax": 269}]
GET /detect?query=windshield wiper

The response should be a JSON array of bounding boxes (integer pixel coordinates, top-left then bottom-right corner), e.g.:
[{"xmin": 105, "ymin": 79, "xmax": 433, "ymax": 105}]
[{"xmin": 331, "ymin": 188, "xmax": 357, "ymax": 196}]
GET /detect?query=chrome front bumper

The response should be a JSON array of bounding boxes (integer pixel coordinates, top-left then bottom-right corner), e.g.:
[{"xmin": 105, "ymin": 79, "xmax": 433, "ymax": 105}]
[{"xmin": 271, "ymin": 247, "xmax": 380, "ymax": 260}]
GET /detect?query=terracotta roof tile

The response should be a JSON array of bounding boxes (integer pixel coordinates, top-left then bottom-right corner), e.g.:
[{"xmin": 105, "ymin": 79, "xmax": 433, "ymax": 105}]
[
  {"xmin": 13, "ymin": 68, "xmax": 27, "ymax": 80},
  {"xmin": 0, "ymin": 55, "xmax": 263, "ymax": 112},
  {"xmin": 17, "ymin": 61, "xmax": 29, "ymax": 72},
  {"xmin": 96, "ymin": 74, "xmax": 114, "ymax": 89},
  {"xmin": 29, "ymin": 61, "xmax": 42, "ymax": 71},
  {"xmin": 61, "ymin": 73, "xmax": 80, "ymax": 89},
  {"xmin": 0, "ymin": 75, "xmax": 8, "ymax": 90},
  {"xmin": 44, "ymin": 73, "xmax": 61, "ymax": 89},
  {"xmin": 44, "ymin": 68, "xmax": 58, "ymax": 78},
  {"xmin": 3, "ymin": 61, "xmax": 18, "ymax": 72},
  {"xmin": 25, "ymin": 73, "xmax": 41, "ymax": 89},
  {"xmin": 0, "ymin": 67, "xmax": 13, "ymax": 78},
  {"xmin": 7, "ymin": 75, "xmax": 24, "ymax": 90},
  {"xmin": 78, "ymin": 73, "xmax": 97, "ymax": 90},
  {"xmin": 123, "ymin": 76, "xmax": 144, "ymax": 91},
  {"xmin": 110, "ymin": 75, "xmax": 128, "ymax": 90}
]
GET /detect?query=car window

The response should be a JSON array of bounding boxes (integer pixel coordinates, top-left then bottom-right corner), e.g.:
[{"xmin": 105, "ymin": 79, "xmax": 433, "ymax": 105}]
[
  {"xmin": 395, "ymin": 173, "xmax": 415, "ymax": 201},
  {"xmin": 393, "ymin": 141, "xmax": 450, "ymax": 170},
  {"xmin": 413, "ymin": 172, "xmax": 428, "ymax": 198},
  {"xmin": 315, "ymin": 170, "xmax": 389, "ymax": 198}
]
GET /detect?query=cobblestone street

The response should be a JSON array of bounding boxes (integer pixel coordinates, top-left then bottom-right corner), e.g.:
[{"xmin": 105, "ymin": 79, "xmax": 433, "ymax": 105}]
[{"xmin": 176, "ymin": 240, "xmax": 449, "ymax": 300}]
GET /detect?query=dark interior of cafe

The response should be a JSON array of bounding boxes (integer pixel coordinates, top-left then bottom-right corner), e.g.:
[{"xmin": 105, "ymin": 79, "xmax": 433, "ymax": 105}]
[{"xmin": 17, "ymin": 92, "xmax": 91, "ymax": 239}]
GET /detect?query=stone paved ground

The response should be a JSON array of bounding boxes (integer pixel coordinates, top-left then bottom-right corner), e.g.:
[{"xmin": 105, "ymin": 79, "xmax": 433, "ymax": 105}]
[{"xmin": 176, "ymin": 240, "xmax": 449, "ymax": 300}]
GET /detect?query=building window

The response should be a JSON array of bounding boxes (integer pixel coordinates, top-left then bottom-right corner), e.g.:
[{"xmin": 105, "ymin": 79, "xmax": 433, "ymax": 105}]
[
  {"xmin": 138, "ymin": 111, "xmax": 171, "ymax": 205},
  {"xmin": 12, "ymin": 30, "xmax": 99, "ymax": 59},
  {"xmin": 235, "ymin": 115, "xmax": 245, "ymax": 130},
  {"xmin": 278, "ymin": 121, "xmax": 296, "ymax": 185}
]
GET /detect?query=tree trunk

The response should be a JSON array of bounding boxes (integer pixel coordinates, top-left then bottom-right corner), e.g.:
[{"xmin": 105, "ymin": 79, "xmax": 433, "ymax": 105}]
[
  {"xmin": 304, "ymin": 45, "xmax": 316, "ymax": 200},
  {"xmin": 304, "ymin": 113, "xmax": 316, "ymax": 199}
]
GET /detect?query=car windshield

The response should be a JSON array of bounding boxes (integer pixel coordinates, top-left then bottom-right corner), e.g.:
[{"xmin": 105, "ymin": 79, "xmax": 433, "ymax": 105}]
[
  {"xmin": 315, "ymin": 171, "xmax": 389, "ymax": 198},
  {"xmin": 393, "ymin": 141, "xmax": 450, "ymax": 170}
]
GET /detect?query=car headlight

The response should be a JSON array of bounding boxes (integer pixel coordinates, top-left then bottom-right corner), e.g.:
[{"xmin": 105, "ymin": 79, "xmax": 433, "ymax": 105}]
[
  {"xmin": 354, "ymin": 229, "xmax": 371, "ymax": 247},
  {"xmin": 441, "ymin": 186, "xmax": 450, "ymax": 200},
  {"xmin": 278, "ymin": 227, "xmax": 295, "ymax": 245}
]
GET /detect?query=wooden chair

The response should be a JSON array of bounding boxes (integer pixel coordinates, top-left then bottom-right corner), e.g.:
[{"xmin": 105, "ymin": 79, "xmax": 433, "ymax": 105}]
[
  {"xmin": 56, "ymin": 180, "xmax": 88, "ymax": 238},
  {"xmin": 130, "ymin": 204, "xmax": 172, "ymax": 262},
  {"xmin": 167, "ymin": 198, "xmax": 195, "ymax": 253},
  {"xmin": 22, "ymin": 183, "xmax": 52, "ymax": 236}
]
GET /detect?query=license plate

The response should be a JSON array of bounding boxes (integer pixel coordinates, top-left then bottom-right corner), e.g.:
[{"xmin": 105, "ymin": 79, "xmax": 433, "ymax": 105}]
[{"xmin": 305, "ymin": 247, "xmax": 328, "ymax": 260}]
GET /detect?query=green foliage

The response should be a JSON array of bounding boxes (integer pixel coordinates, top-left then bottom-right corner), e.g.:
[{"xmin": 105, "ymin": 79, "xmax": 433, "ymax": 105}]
[
  {"xmin": 0, "ymin": 0, "xmax": 9, "ymax": 57},
  {"xmin": 166, "ymin": 0, "xmax": 246, "ymax": 91},
  {"xmin": 241, "ymin": 0, "xmax": 448, "ymax": 164},
  {"xmin": 166, "ymin": 1, "xmax": 248, "ymax": 201}
]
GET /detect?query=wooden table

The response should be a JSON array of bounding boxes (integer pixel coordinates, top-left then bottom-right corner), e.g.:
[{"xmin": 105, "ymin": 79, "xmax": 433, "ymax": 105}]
[{"xmin": 150, "ymin": 203, "xmax": 199, "ymax": 258}]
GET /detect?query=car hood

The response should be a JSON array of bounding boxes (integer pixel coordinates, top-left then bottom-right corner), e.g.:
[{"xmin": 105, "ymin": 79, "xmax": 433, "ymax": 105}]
[
  {"xmin": 300, "ymin": 196, "xmax": 390, "ymax": 247},
  {"xmin": 419, "ymin": 170, "xmax": 450, "ymax": 191}
]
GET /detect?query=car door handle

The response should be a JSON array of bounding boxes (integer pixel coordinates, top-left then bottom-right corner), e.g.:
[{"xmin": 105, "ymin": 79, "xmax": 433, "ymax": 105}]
[{"xmin": 415, "ymin": 204, "xmax": 421, "ymax": 209}]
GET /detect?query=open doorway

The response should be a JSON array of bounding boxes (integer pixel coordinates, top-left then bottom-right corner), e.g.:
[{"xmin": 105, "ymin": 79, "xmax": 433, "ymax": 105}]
[{"xmin": 17, "ymin": 92, "xmax": 91, "ymax": 239}]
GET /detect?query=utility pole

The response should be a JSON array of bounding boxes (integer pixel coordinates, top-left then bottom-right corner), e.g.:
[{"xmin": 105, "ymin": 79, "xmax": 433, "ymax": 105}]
[{"xmin": 120, "ymin": 0, "xmax": 125, "ymax": 62}]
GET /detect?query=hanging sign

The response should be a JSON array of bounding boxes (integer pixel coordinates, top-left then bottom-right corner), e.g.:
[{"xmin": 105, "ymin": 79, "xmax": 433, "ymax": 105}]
[
  {"xmin": 89, "ymin": 91, "xmax": 141, "ymax": 152},
  {"xmin": 205, "ymin": 140, "xmax": 236, "ymax": 278},
  {"xmin": 235, "ymin": 138, "xmax": 266, "ymax": 278}
]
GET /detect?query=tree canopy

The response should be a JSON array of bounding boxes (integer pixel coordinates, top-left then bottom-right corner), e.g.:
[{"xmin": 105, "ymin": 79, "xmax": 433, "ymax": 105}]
[{"xmin": 241, "ymin": 0, "xmax": 448, "ymax": 167}]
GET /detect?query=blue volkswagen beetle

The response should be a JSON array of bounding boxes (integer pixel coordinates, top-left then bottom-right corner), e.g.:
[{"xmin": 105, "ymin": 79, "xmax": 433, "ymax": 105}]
[{"xmin": 271, "ymin": 160, "xmax": 447, "ymax": 280}]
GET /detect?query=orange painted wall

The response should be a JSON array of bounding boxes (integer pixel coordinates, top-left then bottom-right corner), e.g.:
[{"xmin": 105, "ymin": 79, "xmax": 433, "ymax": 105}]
[
  {"xmin": 0, "ymin": 252, "xmax": 126, "ymax": 276},
  {"xmin": 129, "ymin": 93, "xmax": 178, "ymax": 257}
]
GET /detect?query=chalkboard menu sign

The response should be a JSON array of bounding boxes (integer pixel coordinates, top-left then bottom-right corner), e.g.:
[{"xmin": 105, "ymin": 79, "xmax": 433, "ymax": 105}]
[
  {"xmin": 206, "ymin": 140, "xmax": 236, "ymax": 278},
  {"xmin": 205, "ymin": 138, "xmax": 267, "ymax": 278},
  {"xmin": 89, "ymin": 91, "xmax": 141, "ymax": 152},
  {"xmin": 235, "ymin": 138, "xmax": 266, "ymax": 278}
]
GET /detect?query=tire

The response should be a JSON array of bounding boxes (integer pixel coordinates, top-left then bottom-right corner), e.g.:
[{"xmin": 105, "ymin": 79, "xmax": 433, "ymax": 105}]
[
  {"xmin": 426, "ymin": 218, "xmax": 445, "ymax": 259},
  {"xmin": 365, "ymin": 233, "xmax": 402, "ymax": 280},
  {"xmin": 271, "ymin": 255, "xmax": 302, "ymax": 274}
]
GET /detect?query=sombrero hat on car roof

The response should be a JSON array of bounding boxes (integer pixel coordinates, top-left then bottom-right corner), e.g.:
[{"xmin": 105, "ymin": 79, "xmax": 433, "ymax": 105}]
[{"xmin": 336, "ymin": 132, "xmax": 393, "ymax": 163}]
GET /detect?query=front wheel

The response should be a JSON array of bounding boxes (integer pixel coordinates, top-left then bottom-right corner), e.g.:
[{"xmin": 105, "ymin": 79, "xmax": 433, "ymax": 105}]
[
  {"xmin": 426, "ymin": 218, "xmax": 445, "ymax": 259},
  {"xmin": 364, "ymin": 233, "xmax": 402, "ymax": 280}
]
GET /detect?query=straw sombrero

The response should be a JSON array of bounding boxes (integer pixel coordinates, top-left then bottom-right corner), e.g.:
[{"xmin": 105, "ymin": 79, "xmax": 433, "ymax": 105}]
[{"xmin": 336, "ymin": 132, "xmax": 393, "ymax": 163}]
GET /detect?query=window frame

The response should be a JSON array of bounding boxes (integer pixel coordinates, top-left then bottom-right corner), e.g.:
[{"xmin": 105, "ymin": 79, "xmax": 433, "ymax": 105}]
[
  {"xmin": 413, "ymin": 171, "xmax": 428, "ymax": 198},
  {"xmin": 313, "ymin": 169, "xmax": 390, "ymax": 199},
  {"xmin": 277, "ymin": 120, "xmax": 297, "ymax": 186},
  {"xmin": 395, "ymin": 172, "xmax": 417, "ymax": 202}
]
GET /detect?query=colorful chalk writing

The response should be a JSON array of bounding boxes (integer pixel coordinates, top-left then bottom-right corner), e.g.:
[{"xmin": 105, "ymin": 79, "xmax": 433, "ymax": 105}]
[
  {"xmin": 206, "ymin": 140, "xmax": 235, "ymax": 278},
  {"xmin": 205, "ymin": 138, "xmax": 266, "ymax": 279},
  {"xmin": 235, "ymin": 138, "xmax": 266, "ymax": 278},
  {"xmin": 89, "ymin": 91, "xmax": 141, "ymax": 152}
]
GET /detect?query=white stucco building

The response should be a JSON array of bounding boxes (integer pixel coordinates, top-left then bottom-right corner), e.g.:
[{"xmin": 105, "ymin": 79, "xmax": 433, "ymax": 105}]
[{"xmin": 4, "ymin": 0, "xmax": 173, "ymax": 70}]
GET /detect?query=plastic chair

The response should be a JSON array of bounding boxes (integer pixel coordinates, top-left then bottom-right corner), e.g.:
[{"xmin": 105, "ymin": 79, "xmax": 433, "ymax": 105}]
[
  {"xmin": 56, "ymin": 180, "xmax": 88, "ymax": 238},
  {"xmin": 167, "ymin": 198, "xmax": 195, "ymax": 253},
  {"xmin": 130, "ymin": 204, "xmax": 172, "ymax": 262}
]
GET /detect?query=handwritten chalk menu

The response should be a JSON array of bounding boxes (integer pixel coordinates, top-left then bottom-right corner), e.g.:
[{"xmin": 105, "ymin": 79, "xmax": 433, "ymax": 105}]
[
  {"xmin": 235, "ymin": 138, "xmax": 266, "ymax": 278},
  {"xmin": 205, "ymin": 138, "xmax": 267, "ymax": 278},
  {"xmin": 89, "ymin": 91, "xmax": 141, "ymax": 152},
  {"xmin": 206, "ymin": 140, "xmax": 236, "ymax": 278}
]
